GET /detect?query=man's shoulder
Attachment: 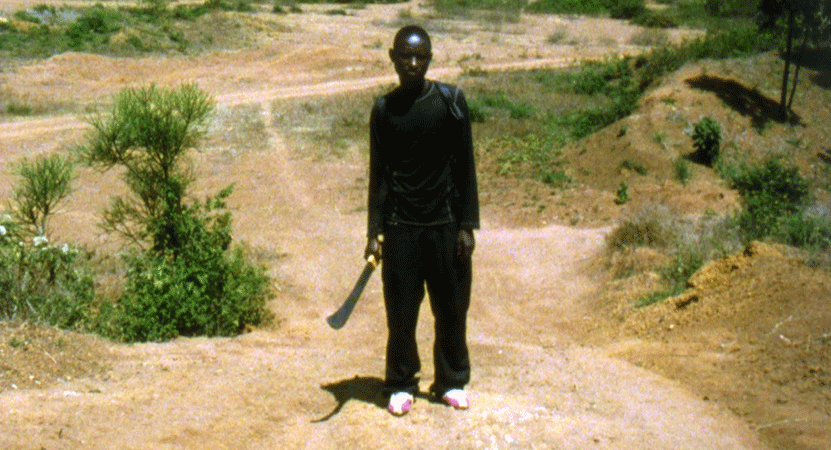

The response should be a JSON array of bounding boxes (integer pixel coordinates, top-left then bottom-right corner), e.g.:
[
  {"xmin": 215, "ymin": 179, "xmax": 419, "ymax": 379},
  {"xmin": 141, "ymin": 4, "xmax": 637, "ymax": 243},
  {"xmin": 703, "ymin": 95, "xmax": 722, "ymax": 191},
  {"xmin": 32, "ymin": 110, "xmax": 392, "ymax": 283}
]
[
  {"xmin": 430, "ymin": 81, "xmax": 465, "ymax": 120},
  {"xmin": 432, "ymin": 81, "xmax": 462, "ymax": 97}
]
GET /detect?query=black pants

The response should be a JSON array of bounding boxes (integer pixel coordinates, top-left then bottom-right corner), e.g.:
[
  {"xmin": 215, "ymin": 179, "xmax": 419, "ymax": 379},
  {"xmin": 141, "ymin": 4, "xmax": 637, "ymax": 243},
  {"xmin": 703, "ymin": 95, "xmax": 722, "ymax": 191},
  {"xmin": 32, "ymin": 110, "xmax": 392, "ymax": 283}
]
[{"xmin": 381, "ymin": 223, "xmax": 472, "ymax": 398}]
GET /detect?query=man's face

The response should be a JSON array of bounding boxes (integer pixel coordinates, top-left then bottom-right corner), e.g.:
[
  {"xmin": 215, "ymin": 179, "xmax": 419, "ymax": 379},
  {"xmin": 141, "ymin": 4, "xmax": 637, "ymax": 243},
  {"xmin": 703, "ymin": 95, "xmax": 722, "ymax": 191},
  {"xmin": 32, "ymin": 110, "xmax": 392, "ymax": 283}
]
[{"xmin": 389, "ymin": 33, "xmax": 432, "ymax": 87}]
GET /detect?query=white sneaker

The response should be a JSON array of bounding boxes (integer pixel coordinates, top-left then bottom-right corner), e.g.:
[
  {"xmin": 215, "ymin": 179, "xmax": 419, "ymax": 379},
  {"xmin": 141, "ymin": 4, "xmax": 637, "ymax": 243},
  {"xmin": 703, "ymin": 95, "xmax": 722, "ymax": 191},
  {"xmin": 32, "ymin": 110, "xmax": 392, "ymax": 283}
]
[
  {"xmin": 442, "ymin": 389, "xmax": 469, "ymax": 410},
  {"xmin": 387, "ymin": 392, "xmax": 413, "ymax": 416}
]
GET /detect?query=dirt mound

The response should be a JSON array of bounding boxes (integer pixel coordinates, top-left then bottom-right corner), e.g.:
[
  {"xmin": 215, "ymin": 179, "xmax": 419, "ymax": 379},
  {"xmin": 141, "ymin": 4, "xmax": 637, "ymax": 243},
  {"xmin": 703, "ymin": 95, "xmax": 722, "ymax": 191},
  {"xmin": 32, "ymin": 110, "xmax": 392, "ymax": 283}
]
[
  {"xmin": 590, "ymin": 241, "xmax": 831, "ymax": 450},
  {"xmin": 573, "ymin": 52, "xmax": 831, "ymax": 450}
]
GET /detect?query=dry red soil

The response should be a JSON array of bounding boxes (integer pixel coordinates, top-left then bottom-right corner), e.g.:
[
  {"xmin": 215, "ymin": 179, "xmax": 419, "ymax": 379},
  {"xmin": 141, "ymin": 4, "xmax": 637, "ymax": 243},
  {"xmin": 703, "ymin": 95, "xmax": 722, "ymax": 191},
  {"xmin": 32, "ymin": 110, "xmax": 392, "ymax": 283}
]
[{"xmin": 1, "ymin": 1, "xmax": 829, "ymax": 449}]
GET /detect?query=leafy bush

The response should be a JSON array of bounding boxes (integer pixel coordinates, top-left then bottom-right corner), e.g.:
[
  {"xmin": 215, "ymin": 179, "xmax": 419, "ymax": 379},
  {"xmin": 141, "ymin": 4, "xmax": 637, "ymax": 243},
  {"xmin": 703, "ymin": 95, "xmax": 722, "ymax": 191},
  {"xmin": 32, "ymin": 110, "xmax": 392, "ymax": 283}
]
[
  {"xmin": 98, "ymin": 188, "xmax": 271, "ymax": 342},
  {"xmin": 66, "ymin": 5, "xmax": 124, "ymax": 50},
  {"xmin": 81, "ymin": 84, "xmax": 273, "ymax": 342},
  {"xmin": 727, "ymin": 158, "xmax": 812, "ymax": 242},
  {"xmin": 0, "ymin": 222, "xmax": 95, "ymax": 327},
  {"xmin": 779, "ymin": 214, "xmax": 831, "ymax": 251},
  {"xmin": 0, "ymin": 155, "xmax": 94, "ymax": 328},
  {"xmin": 562, "ymin": 91, "xmax": 638, "ymax": 139},
  {"xmin": 608, "ymin": 0, "xmax": 646, "ymax": 20},
  {"xmin": 8, "ymin": 154, "xmax": 75, "ymax": 237},
  {"xmin": 614, "ymin": 181, "xmax": 630, "ymax": 205},
  {"xmin": 569, "ymin": 58, "xmax": 634, "ymax": 96},
  {"xmin": 691, "ymin": 116, "xmax": 721, "ymax": 166}
]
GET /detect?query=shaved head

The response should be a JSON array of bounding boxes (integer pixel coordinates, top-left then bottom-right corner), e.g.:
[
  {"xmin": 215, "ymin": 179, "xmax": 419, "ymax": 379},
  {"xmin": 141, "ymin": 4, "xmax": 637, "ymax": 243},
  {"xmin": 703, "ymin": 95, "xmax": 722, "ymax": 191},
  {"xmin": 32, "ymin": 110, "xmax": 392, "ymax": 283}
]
[
  {"xmin": 392, "ymin": 25, "xmax": 432, "ymax": 53},
  {"xmin": 389, "ymin": 25, "xmax": 433, "ymax": 89}
]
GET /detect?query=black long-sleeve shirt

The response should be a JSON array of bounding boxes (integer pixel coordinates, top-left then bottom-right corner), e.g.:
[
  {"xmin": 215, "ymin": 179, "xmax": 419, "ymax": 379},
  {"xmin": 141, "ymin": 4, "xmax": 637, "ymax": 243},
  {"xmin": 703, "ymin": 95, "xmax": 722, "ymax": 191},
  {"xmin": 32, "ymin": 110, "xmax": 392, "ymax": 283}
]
[{"xmin": 367, "ymin": 81, "xmax": 479, "ymax": 238}]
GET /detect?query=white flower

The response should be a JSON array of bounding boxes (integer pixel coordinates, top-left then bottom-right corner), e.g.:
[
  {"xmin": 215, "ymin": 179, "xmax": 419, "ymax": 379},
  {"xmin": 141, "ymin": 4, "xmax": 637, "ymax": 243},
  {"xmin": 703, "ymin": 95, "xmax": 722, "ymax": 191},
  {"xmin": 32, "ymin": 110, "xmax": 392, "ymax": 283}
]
[
  {"xmin": 61, "ymin": 243, "xmax": 70, "ymax": 254},
  {"xmin": 0, "ymin": 225, "xmax": 6, "ymax": 236},
  {"xmin": 33, "ymin": 235, "xmax": 48, "ymax": 246}
]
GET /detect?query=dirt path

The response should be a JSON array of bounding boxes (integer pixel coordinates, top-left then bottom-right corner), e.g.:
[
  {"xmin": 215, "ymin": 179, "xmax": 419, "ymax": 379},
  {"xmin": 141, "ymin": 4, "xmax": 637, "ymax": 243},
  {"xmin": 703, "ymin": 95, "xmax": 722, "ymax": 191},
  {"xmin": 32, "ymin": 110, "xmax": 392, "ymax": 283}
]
[
  {"xmin": 0, "ymin": 3, "xmax": 773, "ymax": 449},
  {"xmin": 0, "ymin": 130, "xmax": 768, "ymax": 448},
  {"xmin": 0, "ymin": 87, "xmax": 768, "ymax": 450}
]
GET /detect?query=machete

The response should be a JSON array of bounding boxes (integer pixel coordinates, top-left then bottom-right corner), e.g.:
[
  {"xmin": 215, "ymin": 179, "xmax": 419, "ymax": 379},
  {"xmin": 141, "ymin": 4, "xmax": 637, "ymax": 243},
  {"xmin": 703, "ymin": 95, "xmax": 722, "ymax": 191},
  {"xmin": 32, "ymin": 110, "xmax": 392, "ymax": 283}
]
[{"xmin": 326, "ymin": 254, "xmax": 379, "ymax": 330}]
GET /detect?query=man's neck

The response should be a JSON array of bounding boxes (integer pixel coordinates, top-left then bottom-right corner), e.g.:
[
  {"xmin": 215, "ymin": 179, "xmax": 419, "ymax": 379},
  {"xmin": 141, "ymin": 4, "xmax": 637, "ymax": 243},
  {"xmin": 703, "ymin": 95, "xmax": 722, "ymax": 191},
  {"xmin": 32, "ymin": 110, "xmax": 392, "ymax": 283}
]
[{"xmin": 398, "ymin": 79, "xmax": 430, "ymax": 96}]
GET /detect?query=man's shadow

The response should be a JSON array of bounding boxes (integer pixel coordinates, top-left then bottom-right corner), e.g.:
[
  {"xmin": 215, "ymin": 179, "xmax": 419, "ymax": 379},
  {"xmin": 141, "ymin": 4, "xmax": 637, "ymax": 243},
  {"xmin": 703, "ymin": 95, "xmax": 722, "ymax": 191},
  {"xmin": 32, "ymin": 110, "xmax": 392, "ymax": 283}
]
[{"xmin": 312, "ymin": 376, "xmax": 434, "ymax": 422}]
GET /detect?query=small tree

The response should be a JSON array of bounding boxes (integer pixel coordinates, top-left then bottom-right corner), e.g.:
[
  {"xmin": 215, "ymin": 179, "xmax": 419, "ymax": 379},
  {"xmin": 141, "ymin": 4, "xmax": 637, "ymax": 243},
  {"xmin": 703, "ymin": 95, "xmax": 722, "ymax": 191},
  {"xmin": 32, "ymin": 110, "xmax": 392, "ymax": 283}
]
[
  {"xmin": 80, "ymin": 84, "xmax": 271, "ymax": 342},
  {"xmin": 1, "ymin": 155, "xmax": 94, "ymax": 327},
  {"xmin": 8, "ymin": 153, "xmax": 75, "ymax": 237},
  {"xmin": 81, "ymin": 83, "xmax": 214, "ymax": 250},
  {"xmin": 759, "ymin": 0, "xmax": 831, "ymax": 120}
]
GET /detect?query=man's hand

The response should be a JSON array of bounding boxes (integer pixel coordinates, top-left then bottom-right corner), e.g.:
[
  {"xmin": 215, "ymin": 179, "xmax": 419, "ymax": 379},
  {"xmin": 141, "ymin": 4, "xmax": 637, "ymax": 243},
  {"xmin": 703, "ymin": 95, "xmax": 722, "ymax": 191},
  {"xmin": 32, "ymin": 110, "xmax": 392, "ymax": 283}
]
[
  {"xmin": 456, "ymin": 229, "xmax": 475, "ymax": 259},
  {"xmin": 364, "ymin": 236, "xmax": 383, "ymax": 262}
]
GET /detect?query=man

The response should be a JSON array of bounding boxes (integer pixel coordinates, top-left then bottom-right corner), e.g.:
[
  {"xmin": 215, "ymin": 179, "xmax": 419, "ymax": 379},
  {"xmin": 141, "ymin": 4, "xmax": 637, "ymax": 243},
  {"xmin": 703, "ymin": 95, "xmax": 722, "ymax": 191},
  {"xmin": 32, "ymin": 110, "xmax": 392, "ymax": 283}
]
[{"xmin": 365, "ymin": 25, "xmax": 480, "ymax": 416}]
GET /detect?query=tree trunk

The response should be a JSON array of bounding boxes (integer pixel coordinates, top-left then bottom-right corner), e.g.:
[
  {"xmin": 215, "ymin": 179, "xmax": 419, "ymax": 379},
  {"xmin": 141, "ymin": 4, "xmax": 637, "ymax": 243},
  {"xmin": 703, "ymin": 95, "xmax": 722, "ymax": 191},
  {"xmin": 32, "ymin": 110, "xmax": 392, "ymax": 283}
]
[
  {"xmin": 787, "ymin": 35, "xmax": 809, "ymax": 114},
  {"xmin": 780, "ymin": 7, "xmax": 795, "ymax": 121}
]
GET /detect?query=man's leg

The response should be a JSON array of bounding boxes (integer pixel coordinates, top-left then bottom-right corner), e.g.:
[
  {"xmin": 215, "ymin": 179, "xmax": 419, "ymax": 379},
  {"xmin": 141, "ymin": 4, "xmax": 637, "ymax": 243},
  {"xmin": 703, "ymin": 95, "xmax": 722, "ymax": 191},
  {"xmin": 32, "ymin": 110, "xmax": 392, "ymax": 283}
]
[
  {"xmin": 425, "ymin": 224, "xmax": 472, "ymax": 398},
  {"xmin": 382, "ymin": 225, "xmax": 425, "ymax": 397}
]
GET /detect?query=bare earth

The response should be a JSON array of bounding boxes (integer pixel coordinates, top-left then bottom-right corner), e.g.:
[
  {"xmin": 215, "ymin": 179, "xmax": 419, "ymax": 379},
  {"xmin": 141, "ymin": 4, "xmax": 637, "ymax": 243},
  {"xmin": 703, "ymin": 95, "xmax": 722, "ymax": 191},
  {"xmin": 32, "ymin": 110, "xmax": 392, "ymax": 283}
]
[{"xmin": 1, "ymin": 2, "xmax": 829, "ymax": 449}]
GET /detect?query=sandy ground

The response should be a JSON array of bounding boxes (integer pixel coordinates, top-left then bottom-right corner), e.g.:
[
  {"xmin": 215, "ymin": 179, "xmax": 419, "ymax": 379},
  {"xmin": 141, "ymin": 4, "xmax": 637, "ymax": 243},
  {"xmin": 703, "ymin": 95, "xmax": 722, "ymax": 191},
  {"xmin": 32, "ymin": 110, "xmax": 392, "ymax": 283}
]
[{"xmin": 0, "ymin": 1, "xmax": 827, "ymax": 449}]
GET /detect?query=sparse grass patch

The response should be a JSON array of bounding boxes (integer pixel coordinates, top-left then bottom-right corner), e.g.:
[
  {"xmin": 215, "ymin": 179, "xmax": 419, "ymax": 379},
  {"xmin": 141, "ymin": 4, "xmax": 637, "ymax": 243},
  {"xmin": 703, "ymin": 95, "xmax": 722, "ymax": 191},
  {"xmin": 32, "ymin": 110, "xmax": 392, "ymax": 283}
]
[
  {"xmin": 674, "ymin": 157, "xmax": 693, "ymax": 185},
  {"xmin": 525, "ymin": 0, "xmax": 607, "ymax": 15},
  {"xmin": 429, "ymin": 0, "xmax": 523, "ymax": 21},
  {"xmin": 629, "ymin": 28, "xmax": 670, "ymax": 47},
  {"xmin": 607, "ymin": 204, "xmax": 742, "ymax": 307},
  {"xmin": 270, "ymin": 88, "xmax": 384, "ymax": 160}
]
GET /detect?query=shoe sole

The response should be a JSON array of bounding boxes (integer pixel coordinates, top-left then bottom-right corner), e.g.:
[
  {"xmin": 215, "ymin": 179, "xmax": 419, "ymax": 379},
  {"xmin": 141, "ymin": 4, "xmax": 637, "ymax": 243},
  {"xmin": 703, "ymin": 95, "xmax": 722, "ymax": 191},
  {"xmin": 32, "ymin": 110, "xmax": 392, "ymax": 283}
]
[{"xmin": 442, "ymin": 395, "xmax": 469, "ymax": 410}]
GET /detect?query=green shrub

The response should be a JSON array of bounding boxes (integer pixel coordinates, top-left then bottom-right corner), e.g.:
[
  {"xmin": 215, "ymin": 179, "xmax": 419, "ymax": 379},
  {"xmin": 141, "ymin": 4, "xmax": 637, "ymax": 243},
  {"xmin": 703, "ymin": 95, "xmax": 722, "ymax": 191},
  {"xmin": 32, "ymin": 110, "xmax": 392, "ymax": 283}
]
[
  {"xmin": 80, "ymin": 84, "xmax": 273, "ymax": 342},
  {"xmin": 0, "ymin": 224, "xmax": 95, "ymax": 327},
  {"xmin": 99, "ymin": 188, "xmax": 271, "ymax": 342},
  {"xmin": 608, "ymin": 0, "xmax": 646, "ymax": 20},
  {"xmin": 615, "ymin": 181, "xmax": 630, "ymax": 204},
  {"xmin": 727, "ymin": 158, "xmax": 812, "ymax": 242},
  {"xmin": 563, "ymin": 91, "xmax": 638, "ymax": 139},
  {"xmin": 8, "ymin": 154, "xmax": 75, "ymax": 237},
  {"xmin": 66, "ymin": 5, "xmax": 124, "ymax": 50},
  {"xmin": 691, "ymin": 116, "xmax": 721, "ymax": 166},
  {"xmin": 779, "ymin": 214, "xmax": 831, "ymax": 251},
  {"xmin": 569, "ymin": 59, "xmax": 634, "ymax": 96},
  {"xmin": 0, "ymin": 155, "xmax": 94, "ymax": 328},
  {"xmin": 621, "ymin": 159, "xmax": 647, "ymax": 175}
]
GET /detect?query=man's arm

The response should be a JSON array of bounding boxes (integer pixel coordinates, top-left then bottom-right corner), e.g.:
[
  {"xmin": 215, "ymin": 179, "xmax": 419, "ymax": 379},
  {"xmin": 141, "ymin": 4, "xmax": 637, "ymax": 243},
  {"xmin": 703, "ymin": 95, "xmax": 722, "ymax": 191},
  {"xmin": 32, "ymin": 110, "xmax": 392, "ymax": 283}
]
[
  {"xmin": 452, "ymin": 89, "xmax": 480, "ymax": 231},
  {"xmin": 366, "ymin": 99, "xmax": 387, "ymax": 260}
]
